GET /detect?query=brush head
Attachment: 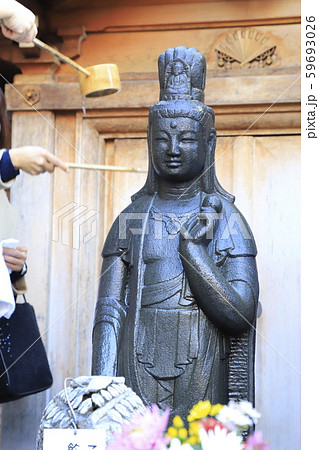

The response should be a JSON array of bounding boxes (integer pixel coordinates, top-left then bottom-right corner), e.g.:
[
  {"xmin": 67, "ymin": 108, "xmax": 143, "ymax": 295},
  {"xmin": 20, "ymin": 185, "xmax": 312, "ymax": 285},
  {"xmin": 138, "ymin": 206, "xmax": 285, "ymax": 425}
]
[{"xmin": 78, "ymin": 63, "xmax": 121, "ymax": 98}]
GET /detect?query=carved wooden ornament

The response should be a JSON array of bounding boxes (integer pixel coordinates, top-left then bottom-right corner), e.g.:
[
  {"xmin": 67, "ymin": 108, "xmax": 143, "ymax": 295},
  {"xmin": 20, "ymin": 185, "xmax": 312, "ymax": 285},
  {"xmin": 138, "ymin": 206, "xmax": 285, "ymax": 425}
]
[{"xmin": 215, "ymin": 28, "xmax": 276, "ymax": 69}]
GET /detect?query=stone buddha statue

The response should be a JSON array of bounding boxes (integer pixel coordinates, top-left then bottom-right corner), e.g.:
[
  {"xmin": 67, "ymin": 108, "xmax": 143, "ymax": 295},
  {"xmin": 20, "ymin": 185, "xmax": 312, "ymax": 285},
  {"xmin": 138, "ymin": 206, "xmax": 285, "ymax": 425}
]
[{"xmin": 92, "ymin": 46, "xmax": 259, "ymax": 420}]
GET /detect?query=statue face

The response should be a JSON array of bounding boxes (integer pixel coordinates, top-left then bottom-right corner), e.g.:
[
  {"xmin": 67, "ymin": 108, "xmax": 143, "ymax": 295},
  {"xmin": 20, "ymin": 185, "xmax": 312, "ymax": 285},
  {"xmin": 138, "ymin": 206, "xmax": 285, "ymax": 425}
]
[
  {"xmin": 172, "ymin": 62, "xmax": 184, "ymax": 75},
  {"xmin": 150, "ymin": 117, "xmax": 206, "ymax": 182}
]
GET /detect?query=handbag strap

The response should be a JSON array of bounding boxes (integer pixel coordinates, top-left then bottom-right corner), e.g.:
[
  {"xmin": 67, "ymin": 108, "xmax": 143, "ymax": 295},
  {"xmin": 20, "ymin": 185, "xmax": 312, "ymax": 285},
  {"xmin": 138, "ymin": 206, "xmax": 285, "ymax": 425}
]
[{"xmin": 15, "ymin": 293, "xmax": 27, "ymax": 304}]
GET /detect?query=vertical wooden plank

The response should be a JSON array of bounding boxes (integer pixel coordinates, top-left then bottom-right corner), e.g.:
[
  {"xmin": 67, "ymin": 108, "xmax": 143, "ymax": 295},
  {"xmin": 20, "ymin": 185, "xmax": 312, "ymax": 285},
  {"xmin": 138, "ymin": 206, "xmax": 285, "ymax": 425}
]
[
  {"xmin": 104, "ymin": 139, "xmax": 116, "ymax": 234},
  {"xmin": 73, "ymin": 116, "xmax": 109, "ymax": 377},
  {"xmin": 253, "ymin": 136, "xmax": 301, "ymax": 448},
  {"xmin": 47, "ymin": 113, "xmax": 78, "ymax": 395},
  {"xmin": 109, "ymin": 138, "xmax": 148, "ymax": 223},
  {"xmin": 1, "ymin": 111, "xmax": 55, "ymax": 449},
  {"xmin": 216, "ymin": 134, "xmax": 301, "ymax": 449},
  {"xmin": 232, "ymin": 136, "xmax": 255, "ymax": 224},
  {"xmin": 215, "ymin": 136, "xmax": 235, "ymax": 197}
]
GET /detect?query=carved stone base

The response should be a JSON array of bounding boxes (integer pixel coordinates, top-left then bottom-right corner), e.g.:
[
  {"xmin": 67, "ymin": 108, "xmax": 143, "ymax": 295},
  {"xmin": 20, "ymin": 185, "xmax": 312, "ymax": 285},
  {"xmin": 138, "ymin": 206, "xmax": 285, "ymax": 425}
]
[{"xmin": 36, "ymin": 376, "xmax": 146, "ymax": 449}]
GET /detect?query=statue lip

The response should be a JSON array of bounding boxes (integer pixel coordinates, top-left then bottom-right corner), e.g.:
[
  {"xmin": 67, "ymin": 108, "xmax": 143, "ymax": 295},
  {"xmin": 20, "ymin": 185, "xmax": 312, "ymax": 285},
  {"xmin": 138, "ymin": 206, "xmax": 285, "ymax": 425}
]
[{"xmin": 165, "ymin": 158, "xmax": 181, "ymax": 167}]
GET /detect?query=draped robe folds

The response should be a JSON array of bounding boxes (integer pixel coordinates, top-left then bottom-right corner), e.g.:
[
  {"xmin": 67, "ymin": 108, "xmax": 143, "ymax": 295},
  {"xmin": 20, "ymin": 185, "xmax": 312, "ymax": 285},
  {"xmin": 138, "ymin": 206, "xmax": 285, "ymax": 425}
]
[{"xmin": 92, "ymin": 192, "xmax": 259, "ymax": 419}]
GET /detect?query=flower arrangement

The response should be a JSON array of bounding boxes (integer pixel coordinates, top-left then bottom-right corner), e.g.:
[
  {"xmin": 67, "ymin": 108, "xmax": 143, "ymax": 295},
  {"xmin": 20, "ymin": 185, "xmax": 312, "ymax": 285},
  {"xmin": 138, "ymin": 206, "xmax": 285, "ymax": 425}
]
[
  {"xmin": 167, "ymin": 400, "xmax": 268, "ymax": 450},
  {"xmin": 106, "ymin": 404, "xmax": 170, "ymax": 450},
  {"xmin": 105, "ymin": 400, "xmax": 269, "ymax": 450}
]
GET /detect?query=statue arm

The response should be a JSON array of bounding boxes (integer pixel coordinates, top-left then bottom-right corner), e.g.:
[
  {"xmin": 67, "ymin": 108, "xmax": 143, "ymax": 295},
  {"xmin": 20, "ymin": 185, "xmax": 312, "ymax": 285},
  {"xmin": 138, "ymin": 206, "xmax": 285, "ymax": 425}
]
[
  {"xmin": 179, "ymin": 213, "xmax": 257, "ymax": 335},
  {"xmin": 180, "ymin": 242, "xmax": 256, "ymax": 334},
  {"xmin": 92, "ymin": 255, "xmax": 128, "ymax": 376}
]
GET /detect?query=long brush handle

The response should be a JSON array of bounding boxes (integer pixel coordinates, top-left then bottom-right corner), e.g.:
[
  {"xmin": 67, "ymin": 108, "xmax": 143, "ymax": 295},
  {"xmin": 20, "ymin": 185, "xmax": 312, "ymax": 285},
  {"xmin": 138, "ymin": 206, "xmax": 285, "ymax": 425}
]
[
  {"xmin": 33, "ymin": 38, "xmax": 90, "ymax": 76},
  {"xmin": 67, "ymin": 162, "xmax": 147, "ymax": 173}
]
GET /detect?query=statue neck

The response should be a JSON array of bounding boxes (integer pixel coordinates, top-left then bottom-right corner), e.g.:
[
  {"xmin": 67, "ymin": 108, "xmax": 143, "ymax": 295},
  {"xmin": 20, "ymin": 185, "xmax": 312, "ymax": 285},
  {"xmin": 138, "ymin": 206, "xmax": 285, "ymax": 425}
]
[{"xmin": 157, "ymin": 178, "xmax": 201, "ymax": 200}]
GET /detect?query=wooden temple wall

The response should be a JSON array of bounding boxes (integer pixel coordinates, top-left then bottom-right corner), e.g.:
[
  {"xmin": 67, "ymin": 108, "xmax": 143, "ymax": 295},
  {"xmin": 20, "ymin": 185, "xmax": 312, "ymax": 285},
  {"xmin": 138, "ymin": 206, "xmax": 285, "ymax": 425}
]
[{"xmin": 0, "ymin": 0, "xmax": 300, "ymax": 448}]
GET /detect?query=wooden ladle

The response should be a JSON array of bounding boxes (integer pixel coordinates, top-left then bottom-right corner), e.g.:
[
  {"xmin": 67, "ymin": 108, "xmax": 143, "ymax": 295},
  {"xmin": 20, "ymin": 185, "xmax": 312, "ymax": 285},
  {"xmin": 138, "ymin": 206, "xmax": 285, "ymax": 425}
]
[{"xmin": 33, "ymin": 37, "xmax": 121, "ymax": 98}]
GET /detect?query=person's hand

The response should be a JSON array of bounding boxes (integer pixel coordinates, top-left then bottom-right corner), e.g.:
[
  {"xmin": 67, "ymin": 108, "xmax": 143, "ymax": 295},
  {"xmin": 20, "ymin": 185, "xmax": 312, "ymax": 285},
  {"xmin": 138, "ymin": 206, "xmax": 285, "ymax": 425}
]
[
  {"xmin": 0, "ymin": 0, "xmax": 37, "ymax": 43},
  {"xmin": 2, "ymin": 245, "xmax": 27, "ymax": 272},
  {"xmin": 9, "ymin": 146, "xmax": 70, "ymax": 174}
]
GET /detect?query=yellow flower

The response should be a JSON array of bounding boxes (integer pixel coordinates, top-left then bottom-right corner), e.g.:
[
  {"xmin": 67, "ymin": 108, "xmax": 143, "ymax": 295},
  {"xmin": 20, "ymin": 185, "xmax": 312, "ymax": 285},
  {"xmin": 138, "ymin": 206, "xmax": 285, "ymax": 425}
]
[
  {"xmin": 178, "ymin": 427, "xmax": 188, "ymax": 440},
  {"xmin": 210, "ymin": 403, "xmax": 224, "ymax": 417},
  {"xmin": 172, "ymin": 415, "xmax": 184, "ymax": 428},
  {"xmin": 185, "ymin": 435, "xmax": 199, "ymax": 446},
  {"xmin": 189, "ymin": 421, "xmax": 200, "ymax": 437},
  {"xmin": 167, "ymin": 427, "xmax": 178, "ymax": 439},
  {"xmin": 187, "ymin": 400, "xmax": 213, "ymax": 422}
]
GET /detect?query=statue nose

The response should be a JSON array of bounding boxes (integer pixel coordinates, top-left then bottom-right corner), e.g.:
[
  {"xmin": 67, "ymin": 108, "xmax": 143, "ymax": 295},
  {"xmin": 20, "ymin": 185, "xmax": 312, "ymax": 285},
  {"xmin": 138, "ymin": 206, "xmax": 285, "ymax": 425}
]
[{"xmin": 167, "ymin": 137, "xmax": 181, "ymax": 156}]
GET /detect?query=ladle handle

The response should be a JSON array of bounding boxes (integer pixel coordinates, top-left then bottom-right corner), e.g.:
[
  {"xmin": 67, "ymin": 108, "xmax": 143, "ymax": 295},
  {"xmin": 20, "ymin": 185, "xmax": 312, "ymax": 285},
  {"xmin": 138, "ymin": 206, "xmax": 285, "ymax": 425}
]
[{"xmin": 33, "ymin": 38, "xmax": 90, "ymax": 76}]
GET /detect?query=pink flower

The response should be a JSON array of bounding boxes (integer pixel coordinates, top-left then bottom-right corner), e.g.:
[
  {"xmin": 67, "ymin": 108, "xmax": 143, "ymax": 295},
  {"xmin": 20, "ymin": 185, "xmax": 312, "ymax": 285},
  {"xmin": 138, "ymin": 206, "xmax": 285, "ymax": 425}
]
[
  {"xmin": 245, "ymin": 430, "xmax": 269, "ymax": 450},
  {"xmin": 106, "ymin": 404, "xmax": 170, "ymax": 450}
]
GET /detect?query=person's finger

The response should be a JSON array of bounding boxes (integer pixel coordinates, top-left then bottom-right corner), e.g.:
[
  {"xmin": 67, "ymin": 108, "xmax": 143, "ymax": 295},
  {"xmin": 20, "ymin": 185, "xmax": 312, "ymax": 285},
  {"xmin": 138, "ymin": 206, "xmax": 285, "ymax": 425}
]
[
  {"xmin": 2, "ymin": 247, "xmax": 18, "ymax": 257},
  {"xmin": 16, "ymin": 245, "xmax": 27, "ymax": 254},
  {"xmin": 3, "ymin": 254, "xmax": 17, "ymax": 264},
  {"xmin": 0, "ymin": 24, "xmax": 17, "ymax": 40},
  {"xmin": 40, "ymin": 158, "xmax": 55, "ymax": 173},
  {"xmin": 19, "ymin": 23, "xmax": 37, "ymax": 43},
  {"xmin": 45, "ymin": 152, "xmax": 70, "ymax": 173},
  {"xmin": 5, "ymin": 261, "xmax": 23, "ymax": 271},
  {"xmin": 3, "ymin": 246, "xmax": 27, "ymax": 262},
  {"xmin": 3, "ymin": 251, "xmax": 25, "ymax": 263},
  {"xmin": 3, "ymin": 253, "xmax": 24, "ymax": 271},
  {"xmin": 5, "ymin": 261, "xmax": 20, "ymax": 271},
  {"xmin": 27, "ymin": 153, "xmax": 53, "ymax": 174},
  {"xmin": 15, "ymin": 245, "xmax": 28, "ymax": 260}
]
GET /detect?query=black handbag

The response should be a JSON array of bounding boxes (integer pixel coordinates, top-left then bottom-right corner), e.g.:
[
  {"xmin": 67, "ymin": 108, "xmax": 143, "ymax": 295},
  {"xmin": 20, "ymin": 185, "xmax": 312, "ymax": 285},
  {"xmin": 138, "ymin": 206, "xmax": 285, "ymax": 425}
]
[{"xmin": 0, "ymin": 294, "xmax": 53, "ymax": 402}]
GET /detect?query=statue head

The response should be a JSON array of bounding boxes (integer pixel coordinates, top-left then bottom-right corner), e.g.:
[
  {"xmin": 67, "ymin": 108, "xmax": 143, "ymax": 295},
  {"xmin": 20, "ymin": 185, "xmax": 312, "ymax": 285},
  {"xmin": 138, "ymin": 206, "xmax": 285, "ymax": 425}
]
[{"xmin": 134, "ymin": 47, "xmax": 233, "ymax": 202}]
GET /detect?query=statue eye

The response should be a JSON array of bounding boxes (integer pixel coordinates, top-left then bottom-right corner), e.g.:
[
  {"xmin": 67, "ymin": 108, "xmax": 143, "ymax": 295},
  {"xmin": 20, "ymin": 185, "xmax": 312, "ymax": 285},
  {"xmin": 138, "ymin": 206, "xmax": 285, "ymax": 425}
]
[
  {"xmin": 156, "ymin": 136, "xmax": 169, "ymax": 144},
  {"xmin": 180, "ymin": 137, "xmax": 196, "ymax": 143}
]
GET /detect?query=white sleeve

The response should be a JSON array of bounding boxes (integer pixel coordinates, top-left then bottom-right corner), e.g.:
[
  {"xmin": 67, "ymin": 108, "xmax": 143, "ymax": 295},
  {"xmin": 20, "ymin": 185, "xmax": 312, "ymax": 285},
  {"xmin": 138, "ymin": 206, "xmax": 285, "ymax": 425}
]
[{"xmin": 0, "ymin": 0, "xmax": 37, "ymax": 43}]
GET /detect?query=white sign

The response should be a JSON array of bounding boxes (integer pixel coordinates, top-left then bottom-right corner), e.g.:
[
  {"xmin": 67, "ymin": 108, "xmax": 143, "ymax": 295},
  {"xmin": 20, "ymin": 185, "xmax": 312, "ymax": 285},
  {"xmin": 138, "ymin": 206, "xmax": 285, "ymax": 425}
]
[{"xmin": 43, "ymin": 429, "xmax": 107, "ymax": 450}]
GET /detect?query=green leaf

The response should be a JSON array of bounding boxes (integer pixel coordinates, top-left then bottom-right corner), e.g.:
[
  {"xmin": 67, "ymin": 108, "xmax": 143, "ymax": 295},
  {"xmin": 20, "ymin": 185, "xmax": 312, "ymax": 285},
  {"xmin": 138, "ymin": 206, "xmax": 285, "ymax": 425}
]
[{"xmin": 192, "ymin": 444, "xmax": 202, "ymax": 450}]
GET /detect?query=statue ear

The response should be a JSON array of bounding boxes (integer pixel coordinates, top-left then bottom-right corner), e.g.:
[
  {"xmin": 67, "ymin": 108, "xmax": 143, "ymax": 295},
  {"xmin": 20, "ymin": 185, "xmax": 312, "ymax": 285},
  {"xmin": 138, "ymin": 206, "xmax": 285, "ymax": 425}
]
[
  {"xmin": 208, "ymin": 128, "xmax": 216, "ymax": 151},
  {"xmin": 147, "ymin": 124, "xmax": 151, "ymax": 148},
  {"xmin": 147, "ymin": 123, "xmax": 153, "ymax": 159}
]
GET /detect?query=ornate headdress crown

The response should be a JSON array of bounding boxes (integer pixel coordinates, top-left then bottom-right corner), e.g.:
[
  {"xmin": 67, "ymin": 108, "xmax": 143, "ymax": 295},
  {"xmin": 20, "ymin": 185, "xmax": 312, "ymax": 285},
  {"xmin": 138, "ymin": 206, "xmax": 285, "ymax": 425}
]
[{"xmin": 158, "ymin": 46, "xmax": 206, "ymax": 102}]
